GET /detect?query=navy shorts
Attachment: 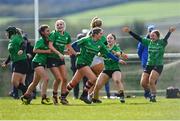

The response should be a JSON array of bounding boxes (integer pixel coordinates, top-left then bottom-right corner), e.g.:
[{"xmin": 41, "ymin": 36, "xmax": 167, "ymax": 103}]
[
  {"xmin": 32, "ymin": 62, "xmax": 45, "ymax": 69},
  {"xmin": 12, "ymin": 59, "xmax": 28, "ymax": 74},
  {"xmin": 47, "ymin": 57, "xmax": 65, "ymax": 68},
  {"xmin": 76, "ymin": 64, "xmax": 88, "ymax": 69},
  {"xmin": 102, "ymin": 69, "xmax": 121, "ymax": 78},
  {"xmin": 144, "ymin": 65, "xmax": 163, "ymax": 75}
]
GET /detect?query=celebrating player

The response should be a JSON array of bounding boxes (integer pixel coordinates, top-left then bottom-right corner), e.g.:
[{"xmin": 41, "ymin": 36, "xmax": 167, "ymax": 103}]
[{"xmin": 122, "ymin": 26, "xmax": 176, "ymax": 102}]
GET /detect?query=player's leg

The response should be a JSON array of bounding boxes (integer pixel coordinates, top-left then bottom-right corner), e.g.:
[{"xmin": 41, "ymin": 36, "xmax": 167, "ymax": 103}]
[
  {"xmin": 92, "ymin": 72, "xmax": 109, "ymax": 103},
  {"xmin": 104, "ymin": 81, "xmax": 110, "ymax": 99},
  {"xmin": 79, "ymin": 66, "xmax": 97, "ymax": 104},
  {"xmin": 140, "ymin": 70, "xmax": 151, "ymax": 99},
  {"xmin": 58, "ymin": 65, "xmax": 69, "ymax": 105},
  {"xmin": 50, "ymin": 67, "xmax": 62, "ymax": 105},
  {"xmin": 112, "ymin": 71, "xmax": 125, "ymax": 103},
  {"xmin": 63, "ymin": 69, "xmax": 83, "ymax": 102},
  {"xmin": 21, "ymin": 70, "xmax": 40, "ymax": 104},
  {"xmin": 149, "ymin": 70, "xmax": 160, "ymax": 102},
  {"xmin": 40, "ymin": 67, "xmax": 51, "ymax": 105},
  {"xmin": 11, "ymin": 72, "xmax": 27, "ymax": 95}
]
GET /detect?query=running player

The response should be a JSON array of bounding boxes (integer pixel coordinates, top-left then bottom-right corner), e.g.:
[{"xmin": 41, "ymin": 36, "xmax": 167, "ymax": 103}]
[
  {"xmin": 71, "ymin": 33, "xmax": 87, "ymax": 99},
  {"xmin": 48, "ymin": 19, "xmax": 76, "ymax": 105},
  {"xmin": 92, "ymin": 33, "xmax": 127, "ymax": 103},
  {"xmin": 88, "ymin": 16, "xmax": 111, "ymax": 98},
  {"xmin": 4, "ymin": 26, "xmax": 28, "ymax": 97},
  {"xmin": 64, "ymin": 27, "xmax": 126, "ymax": 104},
  {"xmin": 21, "ymin": 24, "xmax": 52, "ymax": 105},
  {"xmin": 122, "ymin": 26, "xmax": 176, "ymax": 102}
]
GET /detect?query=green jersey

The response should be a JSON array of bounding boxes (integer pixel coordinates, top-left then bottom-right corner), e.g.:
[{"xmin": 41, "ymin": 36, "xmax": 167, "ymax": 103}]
[
  {"xmin": 76, "ymin": 36, "xmax": 109, "ymax": 66},
  {"xmin": 48, "ymin": 30, "xmax": 71, "ymax": 59},
  {"xmin": 8, "ymin": 34, "xmax": 27, "ymax": 62},
  {"xmin": 104, "ymin": 44, "xmax": 122, "ymax": 70},
  {"xmin": 87, "ymin": 32, "xmax": 107, "ymax": 45},
  {"xmin": 32, "ymin": 37, "xmax": 49, "ymax": 65},
  {"xmin": 100, "ymin": 35, "xmax": 107, "ymax": 44},
  {"xmin": 141, "ymin": 38, "xmax": 167, "ymax": 65}
]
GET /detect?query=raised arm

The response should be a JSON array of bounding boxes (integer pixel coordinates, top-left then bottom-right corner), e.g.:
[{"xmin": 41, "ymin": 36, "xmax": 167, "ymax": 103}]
[
  {"xmin": 163, "ymin": 26, "xmax": 176, "ymax": 42},
  {"xmin": 122, "ymin": 27, "xmax": 142, "ymax": 42}
]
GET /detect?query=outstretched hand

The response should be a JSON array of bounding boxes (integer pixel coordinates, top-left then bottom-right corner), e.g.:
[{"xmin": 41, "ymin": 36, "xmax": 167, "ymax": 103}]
[
  {"xmin": 122, "ymin": 27, "xmax": 130, "ymax": 33},
  {"xmin": 1, "ymin": 62, "xmax": 7, "ymax": 68},
  {"xmin": 169, "ymin": 26, "xmax": 176, "ymax": 32},
  {"xmin": 122, "ymin": 53, "xmax": 128, "ymax": 60},
  {"xmin": 119, "ymin": 59, "xmax": 127, "ymax": 65}
]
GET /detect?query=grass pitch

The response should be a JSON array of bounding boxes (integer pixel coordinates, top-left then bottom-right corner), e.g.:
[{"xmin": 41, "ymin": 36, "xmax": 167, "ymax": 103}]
[
  {"xmin": 64, "ymin": 1, "xmax": 180, "ymax": 27},
  {"xmin": 0, "ymin": 96, "xmax": 180, "ymax": 120}
]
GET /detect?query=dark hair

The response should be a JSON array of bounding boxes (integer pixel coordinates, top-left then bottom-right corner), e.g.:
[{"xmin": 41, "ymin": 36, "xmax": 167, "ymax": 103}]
[
  {"xmin": 91, "ymin": 27, "xmax": 103, "ymax": 37},
  {"xmin": 152, "ymin": 30, "xmax": 160, "ymax": 38},
  {"xmin": 6, "ymin": 26, "xmax": 19, "ymax": 39},
  {"xmin": 38, "ymin": 24, "xmax": 49, "ymax": 36},
  {"xmin": 110, "ymin": 33, "xmax": 116, "ymax": 40}
]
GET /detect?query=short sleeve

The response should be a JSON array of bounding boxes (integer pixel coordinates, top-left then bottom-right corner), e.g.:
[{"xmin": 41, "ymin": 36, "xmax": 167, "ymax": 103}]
[
  {"xmin": 77, "ymin": 37, "xmax": 88, "ymax": 47},
  {"xmin": 141, "ymin": 38, "xmax": 150, "ymax": 47},
  {"xmin": 49, "ymin": 31, "xmax": 56, "ymax": 43},
  {"xmin": 100, "ymin": 43, "xmax": 109, "ymax": 55},
  {"xmin": 34, "ymin": 40, "xmax": 43, "ymax": 49}
]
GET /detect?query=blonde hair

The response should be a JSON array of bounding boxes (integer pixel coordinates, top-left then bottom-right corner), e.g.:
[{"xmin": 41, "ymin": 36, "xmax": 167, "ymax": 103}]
[
  {"xmin": 55, "ymin": 19, "xmax": 66, "ymax": 31},
  {"xmin": 90, "ymin": 17, "xmax": 102, "ymax": 28}
]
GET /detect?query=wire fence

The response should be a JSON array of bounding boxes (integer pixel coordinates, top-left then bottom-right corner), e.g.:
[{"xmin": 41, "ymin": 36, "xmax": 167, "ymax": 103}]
[{"xmin": 1, "ymin": 53, "xmax": 180, "ymax": 97}]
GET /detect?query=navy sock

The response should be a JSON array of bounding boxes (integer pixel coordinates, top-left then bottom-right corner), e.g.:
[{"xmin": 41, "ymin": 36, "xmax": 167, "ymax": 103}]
[
  {"xmin": 81, "ymin": 90, "xmax": 88, "ymax": 97},
  {"xmin": 53, "ymin": 91, "xmax": 58, "ymax": 97},
  {"xmin": 17, "ymin": 83, "xmax": 27, "ymax": 94},
  {"xmin": 13, "ymin": 86, "xmax": 19, "ymax": 97}
]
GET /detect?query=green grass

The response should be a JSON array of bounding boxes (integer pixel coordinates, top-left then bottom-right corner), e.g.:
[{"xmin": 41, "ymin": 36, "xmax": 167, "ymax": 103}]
[
  {"xmin": 0, "ymin": 17, "xmax": 17, "ymax": 25},
  {"xmin": 0, "ymin": 96, "xmax": 180, "ymax": 120},
  {"xmin": 64, "ymin": 1, "xmax": 180, "ymax": 27}
]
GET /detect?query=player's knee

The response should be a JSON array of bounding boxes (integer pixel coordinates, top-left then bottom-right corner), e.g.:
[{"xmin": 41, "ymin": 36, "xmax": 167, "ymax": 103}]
[
  {"xmin": 149, "ymin": 79, "xmax": 156, "ymax": 86},
  {"xmin": 56, "ymin": 77, "xmax": 61, "ymax": 82},
  {"xmin": 92, "ymin": 77, "xmax": 97, "ymax": 83},
  {"xmin": 43, "ymin": 77, "xmax": 49, "ymax": 83},
  {"xmin": 114, "ymin": 80, "xmax": 120, "ymax": 84},
  {"xmin": 140, "ymin": 81, "xmax": 148, "ymax": 88},
  {"xmin": 62, "ymin": 77, "xmax": 68, "ymax": 83}
]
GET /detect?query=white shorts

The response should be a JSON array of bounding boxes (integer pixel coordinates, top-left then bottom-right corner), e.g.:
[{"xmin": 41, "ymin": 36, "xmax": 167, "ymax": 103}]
[{"xmin": 91, "ymin": 55, "xmax": 104, "ymax": 67}]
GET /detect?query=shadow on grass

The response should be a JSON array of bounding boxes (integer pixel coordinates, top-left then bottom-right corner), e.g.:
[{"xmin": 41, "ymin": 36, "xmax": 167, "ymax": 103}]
[
  {"xmin": 126, "ymin": 102, "xmax": 151, "ymax": 105},
  {"xmin": 64, "ymin": 103, "xmax": 97, "ymax": 106}
]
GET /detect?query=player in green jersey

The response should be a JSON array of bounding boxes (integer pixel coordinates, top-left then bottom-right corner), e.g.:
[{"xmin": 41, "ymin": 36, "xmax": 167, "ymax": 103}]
[
  {"xmin": 21, "ymin": 25, "xmax": 52, "ymax": 105},
  {"xmin": 122, "ymin": 26, "xmax": 176, "ymax": 102},
  {"xmin": 5, "ymin": 26, "xmax": 28, "ymax": 97},
  {"xmin": 48, "ymin": 19, "xmax": 76, "ymax": 105},
  {"xmin": 89, "ymin": 17, "xmax": 105, "ymax": 76},
  {"xmin": 92, "ymin": 33, "xmax": 128, "ymax": 103},
  {"xmin": 88, "ymin": 16, "xmax": 111, "ymax": 98},
  {"xmin": 64, "ymin": 27, "xmax": 126, "ymax": 104}
]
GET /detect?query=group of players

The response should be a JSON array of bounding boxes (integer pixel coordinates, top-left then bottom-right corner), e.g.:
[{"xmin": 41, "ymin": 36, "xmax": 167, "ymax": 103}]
[{"xmin": 2, "ymin": 16, "xmax": 176, "ymax": 105}]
